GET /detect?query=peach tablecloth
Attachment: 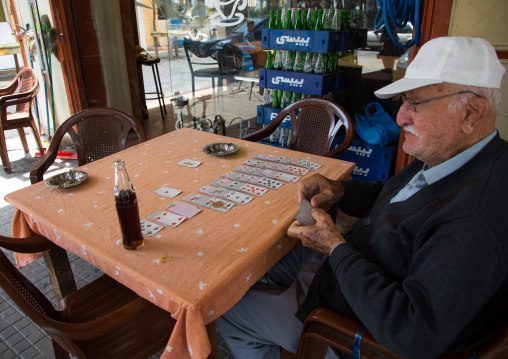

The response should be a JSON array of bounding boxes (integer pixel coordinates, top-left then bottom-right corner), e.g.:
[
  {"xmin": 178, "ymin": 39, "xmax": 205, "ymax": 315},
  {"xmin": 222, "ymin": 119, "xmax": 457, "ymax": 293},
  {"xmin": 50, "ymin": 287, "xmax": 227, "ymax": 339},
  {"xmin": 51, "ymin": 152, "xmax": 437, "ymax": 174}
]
[{"xmin": 5, "ymin": 128, "xmax": 355, "ymax": 359}]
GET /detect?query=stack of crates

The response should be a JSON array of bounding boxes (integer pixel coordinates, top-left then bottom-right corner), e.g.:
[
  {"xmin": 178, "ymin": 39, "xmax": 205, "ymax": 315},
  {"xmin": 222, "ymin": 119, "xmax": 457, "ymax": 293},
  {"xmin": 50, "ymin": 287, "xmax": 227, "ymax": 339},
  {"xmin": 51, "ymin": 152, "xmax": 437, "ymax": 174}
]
[{"xmin": 331, "ymin": 135, "xmax": 397, "ymax": 182}]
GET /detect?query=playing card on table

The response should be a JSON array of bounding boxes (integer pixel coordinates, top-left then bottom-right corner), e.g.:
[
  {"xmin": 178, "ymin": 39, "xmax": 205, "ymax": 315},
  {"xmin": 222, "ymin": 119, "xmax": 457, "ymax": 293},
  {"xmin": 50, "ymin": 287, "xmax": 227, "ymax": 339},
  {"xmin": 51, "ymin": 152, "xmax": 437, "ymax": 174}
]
[
  {"xmin": 243, "ymin": 159, "xmax": 310, "ymax": 176},
  {"xmin": 181, "ymin": 193, "xmax": 235, "ymax": 212},
  {"xmin": 210, "ymin": 178, "xmax": 268, "ymax": 197},
  {"xmin": 222, "ymin": 172, "xmax": 284, "ymax": 190},
  {"xmin": 177, "ymin": 159, "xmax": 201, "ymax": 168},
  {"xmin": 198, "ymin": 185, "xmax": 254, "ymax": 205},
  {"xmin": 252, "ymin": 153, "xmax": 322, "ymax": 170},
  {"xmin": 147, "ymin": 210, "xmax": 186, "ymax": 227},
  {"xmin": 166, "ymin": 201, "xmax": 201, "ymax": 218},
  {"xmin": 262, "ymin": 170, "xmax": 301, "ymax": 184},
  {"xmin": 233, "ymin": 165, "xmax": 263, "ymax": 175},
  {"xmin": 287, "ymin": 158, "xmax": 322, "ymax": 170},
  {"xmin": 140, "ymin": 219, "xmax": 164, "ymax": 237},
  {"xmin": 294, "ymin": 199, "xmax": 316, "ymax": 226},
  {"xmin": 153, "ymin": 186, "xmax": 181, "ymax": 198}
]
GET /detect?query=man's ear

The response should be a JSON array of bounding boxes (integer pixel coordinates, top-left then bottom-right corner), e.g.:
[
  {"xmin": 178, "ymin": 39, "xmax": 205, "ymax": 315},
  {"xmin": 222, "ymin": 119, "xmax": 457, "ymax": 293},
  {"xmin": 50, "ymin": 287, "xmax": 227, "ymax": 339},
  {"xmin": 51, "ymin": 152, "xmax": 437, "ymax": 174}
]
[{"xmin": 462, "ymin": 97, "xmax": 489, "ymax": 134}]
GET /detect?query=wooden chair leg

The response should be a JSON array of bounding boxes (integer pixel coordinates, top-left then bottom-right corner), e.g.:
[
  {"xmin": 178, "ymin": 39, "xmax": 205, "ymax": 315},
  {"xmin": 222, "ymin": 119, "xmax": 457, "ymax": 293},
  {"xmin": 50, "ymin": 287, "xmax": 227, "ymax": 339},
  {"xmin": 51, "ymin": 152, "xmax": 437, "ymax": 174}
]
[
  {"xmin": 29, "ymin": 119, "xmax": 45, "ymax": 156},
  {"xmin": 0, "ymin": 129, "xmax": 12, "ymax": 173},
  {"xmin": 17, "ymin": 127, "xmax": 29, "ymax": 153}
]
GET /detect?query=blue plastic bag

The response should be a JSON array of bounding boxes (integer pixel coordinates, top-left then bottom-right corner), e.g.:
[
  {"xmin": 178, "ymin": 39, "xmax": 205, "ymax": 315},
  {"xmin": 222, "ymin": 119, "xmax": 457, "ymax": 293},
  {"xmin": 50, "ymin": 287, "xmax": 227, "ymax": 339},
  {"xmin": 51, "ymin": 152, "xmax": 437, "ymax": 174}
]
[{"xmin": 354, "ymin": 102, "xmax": 401, "ymax": 147}]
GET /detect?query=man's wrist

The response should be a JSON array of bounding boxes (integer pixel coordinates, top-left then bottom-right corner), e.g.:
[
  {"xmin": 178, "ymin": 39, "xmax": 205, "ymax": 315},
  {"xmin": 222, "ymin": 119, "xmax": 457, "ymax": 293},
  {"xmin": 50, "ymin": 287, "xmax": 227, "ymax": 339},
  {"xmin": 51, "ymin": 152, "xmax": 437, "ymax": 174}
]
[{"xmin": 330, "ymin": 241, "xmax": 347, "ymax": 255}]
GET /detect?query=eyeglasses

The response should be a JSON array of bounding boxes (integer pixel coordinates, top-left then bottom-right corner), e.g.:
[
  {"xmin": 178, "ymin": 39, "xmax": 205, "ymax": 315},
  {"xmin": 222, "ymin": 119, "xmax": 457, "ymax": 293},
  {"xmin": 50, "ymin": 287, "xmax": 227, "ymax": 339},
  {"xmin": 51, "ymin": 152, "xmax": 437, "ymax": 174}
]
[{"xmin": 401, "ymin": 91, "xmax": 481, "ymax": 112}]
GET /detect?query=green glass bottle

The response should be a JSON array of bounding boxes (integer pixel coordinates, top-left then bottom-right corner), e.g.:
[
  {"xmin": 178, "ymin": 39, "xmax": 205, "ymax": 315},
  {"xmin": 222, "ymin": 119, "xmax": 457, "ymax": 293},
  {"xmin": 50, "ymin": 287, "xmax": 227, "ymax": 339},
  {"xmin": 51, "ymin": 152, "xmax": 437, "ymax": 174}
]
[
  {"xmin": 314, "ymin": 10, "xmax": 323, "ymax": 31},
  {"xmin": 294, "ymin": 9, "xmax": 303, "ymax": 30},
  {"xmin": 265, "ymin": 51, "xmax": 273, "ymax": 70},
  {"xmin": 275, "ymin": 10, "xmax": 283, "ymax": 29},
  {"xmin": 293, "ymin": 51, "xmax": 305, "ymax": 72},
  {"xmin": 284, "ymin": 9, "xmax": 293, "ymax": 29},
  {"xmin": 338, "ymin": 10, "xmax": 344, "ymax": 31},
  {"xmin": 268, "ymin": 10, "xmax": 275, "ymax": 29},
  {"xmin": 315, "ymin": 53, "xmax": 325, "ymax": 75},
  {"xmin": 302, "ymin": 10, "xmax": 308, "ymax": 30},
  {"xmin": 272, "ymin": 89, "xmax": 280, "ymax": 109}
]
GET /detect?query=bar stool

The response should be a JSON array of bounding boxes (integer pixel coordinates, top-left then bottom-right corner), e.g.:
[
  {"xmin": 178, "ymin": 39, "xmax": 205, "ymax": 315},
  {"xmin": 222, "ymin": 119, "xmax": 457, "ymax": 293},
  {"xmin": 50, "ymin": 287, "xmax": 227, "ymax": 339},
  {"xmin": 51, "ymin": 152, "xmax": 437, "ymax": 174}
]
[{"xmin": 137, "ymin": 57, "xmax": 167, "ymax": 120}]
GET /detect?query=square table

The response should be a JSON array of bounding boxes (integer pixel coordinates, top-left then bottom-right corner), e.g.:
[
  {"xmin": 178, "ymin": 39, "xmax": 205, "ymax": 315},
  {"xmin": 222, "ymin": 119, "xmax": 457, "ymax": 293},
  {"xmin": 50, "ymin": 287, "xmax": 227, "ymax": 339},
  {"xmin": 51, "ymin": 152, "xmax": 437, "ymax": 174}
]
[{"xmin": 5, "ymin": 128, "xmax": 354, "ymax": 359}]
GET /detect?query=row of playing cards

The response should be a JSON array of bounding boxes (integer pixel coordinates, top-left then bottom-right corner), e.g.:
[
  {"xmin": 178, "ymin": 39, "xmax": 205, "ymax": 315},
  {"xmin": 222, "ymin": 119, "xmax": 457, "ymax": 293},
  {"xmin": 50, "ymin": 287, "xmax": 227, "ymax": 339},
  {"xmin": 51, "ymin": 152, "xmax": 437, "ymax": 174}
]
[
  {"xmin": 252, "ymin": 153, "xmax": 322, "ymax": 170},
  {"xmin": 242, "ymin": 159, "xmax": 310, "ymax": 176}
]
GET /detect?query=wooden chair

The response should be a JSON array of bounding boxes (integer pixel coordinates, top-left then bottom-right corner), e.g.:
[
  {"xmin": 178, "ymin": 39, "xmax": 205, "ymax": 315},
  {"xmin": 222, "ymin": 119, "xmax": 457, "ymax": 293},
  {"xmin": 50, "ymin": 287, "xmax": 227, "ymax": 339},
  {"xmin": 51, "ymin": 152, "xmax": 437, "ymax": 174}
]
[
  {"xmin": 0, "ymin": 67, "xmax": 45, "ymax": 173},
  {"xmin": 183, "ymin": 38, "xmax": 238, "ymax": 96},
  {"xmin": 242, "ymin": 98, "xmax": 354, "ymax": 157},
  {"xmin": 296, "ymin": 307, "xmax": 508, "ymax": 359},
  {"xmin": 0, "ymin": 233, "xmax": 176, "ymax": 359},
  {"xmin": 30, "ymin": 107, "xmax": 147, "ymax": 184}
]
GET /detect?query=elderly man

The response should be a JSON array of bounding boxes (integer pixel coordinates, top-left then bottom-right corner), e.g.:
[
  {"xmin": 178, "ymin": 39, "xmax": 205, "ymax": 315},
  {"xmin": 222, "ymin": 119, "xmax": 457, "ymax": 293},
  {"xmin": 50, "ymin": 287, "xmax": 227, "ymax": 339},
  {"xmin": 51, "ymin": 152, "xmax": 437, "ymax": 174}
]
[{"xmin": 216, "ymin": 36, "xmax": 508, "ymax": 359}]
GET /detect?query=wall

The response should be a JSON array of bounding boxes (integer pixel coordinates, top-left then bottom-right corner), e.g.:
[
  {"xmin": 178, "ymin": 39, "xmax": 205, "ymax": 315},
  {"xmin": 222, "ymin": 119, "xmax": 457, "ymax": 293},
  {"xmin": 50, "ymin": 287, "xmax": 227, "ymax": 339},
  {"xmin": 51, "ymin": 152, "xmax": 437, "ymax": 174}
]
[{"xmin": 449, "ymin": 0, "xmax": 508, "ymax": 139}]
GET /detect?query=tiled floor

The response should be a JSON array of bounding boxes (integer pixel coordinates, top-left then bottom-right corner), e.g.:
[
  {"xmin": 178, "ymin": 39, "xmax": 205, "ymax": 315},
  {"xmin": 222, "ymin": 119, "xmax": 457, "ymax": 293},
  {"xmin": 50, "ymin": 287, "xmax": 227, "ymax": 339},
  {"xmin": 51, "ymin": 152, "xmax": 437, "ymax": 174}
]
[{"xmin": 0, "ymin": 71, "xmax": 249, "ymax": 358}]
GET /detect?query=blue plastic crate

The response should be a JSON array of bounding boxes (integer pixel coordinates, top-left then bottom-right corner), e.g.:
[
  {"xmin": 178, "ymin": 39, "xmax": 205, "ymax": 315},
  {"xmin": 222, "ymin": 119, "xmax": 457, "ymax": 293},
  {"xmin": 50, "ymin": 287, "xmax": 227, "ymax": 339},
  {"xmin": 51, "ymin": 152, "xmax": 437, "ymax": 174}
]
[
  {"xmin": 262, "ymin": 29, "xmax": 350, "ymax": 53},
  {"xmin": 256, "ymin": 106, "xmax": 295, "ymax": 129},
  {"xmin": 350, "ymin": 162, "xmax": 391, "ymax": 182},
  {"xmin": 259, "ymin": 69, "xmax": 343, "ymax": 96},
  {"xmin": 330, "ymin": 136, "xmax": 396, "ymax": 168}
]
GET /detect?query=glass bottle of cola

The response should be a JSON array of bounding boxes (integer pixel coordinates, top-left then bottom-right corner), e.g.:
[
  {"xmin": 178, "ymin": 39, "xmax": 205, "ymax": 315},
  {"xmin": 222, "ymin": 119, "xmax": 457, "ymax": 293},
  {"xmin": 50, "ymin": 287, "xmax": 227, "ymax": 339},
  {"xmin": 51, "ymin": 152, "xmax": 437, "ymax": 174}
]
[
  {"xmin": 274, "ymin": 50, "xmax": 283, "ymax": 70},
  {"xmin": 114, "ymin": 160, "xmax": 144, "ymax": 250},
  {"xmin": 293, "ymin": 51, "xmax": 305, "ymax": 72},
  {"xmin": 314, "ymin": 53, "xmax": 326, "ymax": 75},
  {"xmin": 280, "ymin": 90, "xmax": 290, "ymax": 109},
  {"xmin": 282, "ymin": 50, "xmax": 294, "ymax": 71},
  {"xmin": 303, "ymin": 52, "xmax": 314, "ymax": 73},
  {"xmin": 272, "ymin": 50, "xmax": 279, "ymax": 70}
]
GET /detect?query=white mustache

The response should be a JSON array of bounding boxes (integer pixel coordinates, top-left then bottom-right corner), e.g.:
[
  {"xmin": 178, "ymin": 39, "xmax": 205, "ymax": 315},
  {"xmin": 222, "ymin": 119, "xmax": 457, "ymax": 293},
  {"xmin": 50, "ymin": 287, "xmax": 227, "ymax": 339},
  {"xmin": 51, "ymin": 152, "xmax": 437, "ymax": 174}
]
[{"xmin": 404, "ymin": 126, "xmax": 419, "ymax": 137}]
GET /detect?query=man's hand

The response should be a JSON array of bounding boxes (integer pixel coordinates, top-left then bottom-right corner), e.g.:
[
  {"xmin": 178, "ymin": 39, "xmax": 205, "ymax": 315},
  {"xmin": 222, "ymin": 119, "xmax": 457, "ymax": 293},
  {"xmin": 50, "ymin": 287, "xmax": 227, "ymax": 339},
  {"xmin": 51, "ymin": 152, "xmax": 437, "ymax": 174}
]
[
  {"xmin": 296, "ymin": 173, "xmax": 344, "ymax": 211},
  {"xmin": 288, "ymin": 208, "xmax": 345, "ymax": 255}
]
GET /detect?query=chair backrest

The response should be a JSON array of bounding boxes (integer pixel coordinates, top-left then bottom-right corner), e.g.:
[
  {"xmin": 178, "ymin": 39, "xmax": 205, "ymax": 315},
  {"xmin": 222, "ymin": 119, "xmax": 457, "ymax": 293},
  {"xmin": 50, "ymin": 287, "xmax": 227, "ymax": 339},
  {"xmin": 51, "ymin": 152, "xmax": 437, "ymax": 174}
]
[
  {"xmin": 0, "ymin": 68, "xmax": 39, "ymax": 117},
  {"xmin": 30, "ymin": 107, "xmax": 147, "ymax": 184},
  {"xmin": 0, "ymin": 235, "xmax": 59, "ymax": 332},
  {"xmin": 183, "ymin": 38, "xmax": 219, "ymax": 73},
  {"xmin": 243, "ymin": 98, "xmax": 354, "ymax": 157}
]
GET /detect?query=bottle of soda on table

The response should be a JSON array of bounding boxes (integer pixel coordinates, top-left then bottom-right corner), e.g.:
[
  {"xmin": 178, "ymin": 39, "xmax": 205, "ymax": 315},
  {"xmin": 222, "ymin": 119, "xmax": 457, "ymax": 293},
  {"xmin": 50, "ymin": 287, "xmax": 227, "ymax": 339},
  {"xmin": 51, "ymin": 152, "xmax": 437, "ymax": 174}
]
[{"xmin": 114, "ymin": 160, "xmax": 144, "ymax": 250}]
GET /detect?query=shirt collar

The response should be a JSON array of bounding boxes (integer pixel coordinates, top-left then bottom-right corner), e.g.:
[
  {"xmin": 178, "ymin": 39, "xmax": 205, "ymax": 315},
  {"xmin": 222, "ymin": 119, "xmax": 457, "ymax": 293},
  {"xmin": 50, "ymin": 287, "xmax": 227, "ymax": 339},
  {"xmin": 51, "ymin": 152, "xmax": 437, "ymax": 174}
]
[{"xmin": 422, "ymin": 131, "xmax": 497, "ymax": 185}]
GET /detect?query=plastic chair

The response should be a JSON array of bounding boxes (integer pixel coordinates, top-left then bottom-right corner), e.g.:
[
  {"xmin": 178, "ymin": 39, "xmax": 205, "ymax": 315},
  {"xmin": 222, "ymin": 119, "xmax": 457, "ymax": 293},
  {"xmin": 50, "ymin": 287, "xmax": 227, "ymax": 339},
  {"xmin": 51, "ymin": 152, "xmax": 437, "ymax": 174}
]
[
  {"xmin": 0, "ymin": 233, "xmax": 176, "ymax": 359},
  {"xmin": 30, "ymin": 107, "xmax": 147, "ymax": 184},
  {"xmin": 0, "ymin": 67, "xmax": 45, "ymax": 173},
  {"xmin": 242, "ymin": 98, "xmax": 354, "ymax": 157},
  {"xmin": 297, "ymin": 307, "xmax": 508, "ymax": 359},
  {"xmin": 183, "ymin": 38, "xmax": 239, "ymax": 95}
]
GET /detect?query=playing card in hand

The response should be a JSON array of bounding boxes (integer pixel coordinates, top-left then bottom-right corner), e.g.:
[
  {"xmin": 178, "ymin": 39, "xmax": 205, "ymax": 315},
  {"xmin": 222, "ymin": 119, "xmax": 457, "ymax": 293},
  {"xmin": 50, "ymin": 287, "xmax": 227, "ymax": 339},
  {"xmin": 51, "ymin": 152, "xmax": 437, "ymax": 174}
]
[{"xmin": 294, "ymin": 199, "xmax": 317, "ymax": 226}]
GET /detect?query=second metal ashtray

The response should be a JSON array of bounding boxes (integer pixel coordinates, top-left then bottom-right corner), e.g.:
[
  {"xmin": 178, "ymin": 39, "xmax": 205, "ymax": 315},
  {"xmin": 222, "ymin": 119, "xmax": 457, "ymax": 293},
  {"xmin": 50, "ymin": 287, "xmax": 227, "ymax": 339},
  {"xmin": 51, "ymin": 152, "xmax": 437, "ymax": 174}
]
[{"xmin": 202, "ymin": 142, "xmax": 238, "ymax": 157}]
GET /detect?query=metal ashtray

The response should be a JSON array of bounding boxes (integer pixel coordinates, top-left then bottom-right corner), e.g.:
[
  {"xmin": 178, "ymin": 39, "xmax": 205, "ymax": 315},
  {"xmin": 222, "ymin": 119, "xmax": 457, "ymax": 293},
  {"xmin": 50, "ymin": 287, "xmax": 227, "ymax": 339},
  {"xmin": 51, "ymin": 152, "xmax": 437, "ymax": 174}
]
[
  {"xmin": 45, "ymin": 170, "xmax": 88, "ymax": 189},
  {"xmin": 202, "ymin": 142, "xmax": 239, "ymax": 157}
]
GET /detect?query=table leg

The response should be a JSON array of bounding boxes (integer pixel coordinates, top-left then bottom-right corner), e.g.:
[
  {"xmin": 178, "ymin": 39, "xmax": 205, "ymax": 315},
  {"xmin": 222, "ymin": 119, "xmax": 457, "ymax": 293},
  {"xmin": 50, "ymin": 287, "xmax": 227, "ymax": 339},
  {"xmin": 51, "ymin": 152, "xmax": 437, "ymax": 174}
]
[
  {"xmin": 206, "ymin": 321, "xmax": 218, "ymax": 359},
  {"xmin": 42, "ymin": 246, "xmax": 77, "ymax": 304}
]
